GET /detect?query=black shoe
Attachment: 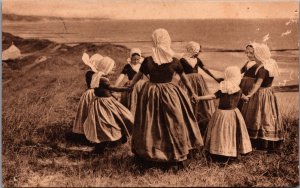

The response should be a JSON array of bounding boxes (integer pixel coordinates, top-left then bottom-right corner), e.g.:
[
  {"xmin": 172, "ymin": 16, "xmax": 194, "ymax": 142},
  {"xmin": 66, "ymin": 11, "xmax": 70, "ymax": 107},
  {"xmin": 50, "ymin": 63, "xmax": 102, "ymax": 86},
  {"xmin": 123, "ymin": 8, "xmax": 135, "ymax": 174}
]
[
  {"xmin": 163, "ymin": 161, "xmax": 186, "ymax": 172},
  {"xmin": 93, "ymin": 142, "xmax": 108, "ymax": 154},
  {"xmin": 107, "ymin": 140, "xmax": 122, "ymax": 148},
  {"xmin": 211, "ymin": 154, "xmax": 230, "ymax": 164},
  {"xmin": 65, "ymin": 132, "xmax": 90, "ymax": 144}
]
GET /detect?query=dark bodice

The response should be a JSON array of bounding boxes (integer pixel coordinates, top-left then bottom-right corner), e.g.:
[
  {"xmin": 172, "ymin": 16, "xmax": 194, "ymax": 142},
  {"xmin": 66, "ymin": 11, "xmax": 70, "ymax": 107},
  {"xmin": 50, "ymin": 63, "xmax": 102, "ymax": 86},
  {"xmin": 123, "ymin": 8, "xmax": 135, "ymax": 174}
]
[
  {"xmin": 241, "ymin": 62, "xmax": 262, "ymax": 78},
  {"xmin": 257, "ymin": 68, "xmax": 274, "ymax": 87},
  {"xmin": 121, "ymin": 64, "xmax": 137, "ymax": 80},
  {"xmin": 215, "ymin": 90, "xmax": 242, "ymax": 110},
  {"xmin": 241, "ymin": 63, "xmax": 274, "ymax": 87},
  {"xmin": 85, "ymin": 70, "xmax": 112, "ymax": 97},
  {"xmin": 180, "ymin": 57, "xmax": 204, "ymax": 74},
  {"xmin": 140, "ymin": 56, "xmax": 183, "ymax": 83},
  {"xmin": 94, "ymin": 78, "xmax": 112, "ymax": 97}
]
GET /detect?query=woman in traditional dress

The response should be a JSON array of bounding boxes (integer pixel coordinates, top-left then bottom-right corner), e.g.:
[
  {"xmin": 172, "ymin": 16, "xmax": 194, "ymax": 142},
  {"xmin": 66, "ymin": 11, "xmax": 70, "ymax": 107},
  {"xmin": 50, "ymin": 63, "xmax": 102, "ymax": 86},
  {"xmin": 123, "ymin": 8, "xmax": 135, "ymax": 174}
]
[
  {"xmin": 128, "ymin": 28, "xmax": 203, "ymax": 167},
  {"xmin": 240, "ymin": 43, "xmax": 284, "ymax": 152},
  {"xmin": 72, "ymin": 53, "xmax": 104, "ymax": 136},
  {"xmin": 237, "ymin": 44, "xmax": 262, "ymax": 110},
  {"xmin": 80, "ymin": 56, "xmax": 134, "ymax": 152},
  {"xmin": 179, "ymin": 41, "xmax": 222, "ymax": 135},
  {"xmin": 195, "ymin": 66, "xmax": 252, "ymax": 163},
  {"xmin": 114, "ymin": 48, "xmax": 146, "ymax": 116}
]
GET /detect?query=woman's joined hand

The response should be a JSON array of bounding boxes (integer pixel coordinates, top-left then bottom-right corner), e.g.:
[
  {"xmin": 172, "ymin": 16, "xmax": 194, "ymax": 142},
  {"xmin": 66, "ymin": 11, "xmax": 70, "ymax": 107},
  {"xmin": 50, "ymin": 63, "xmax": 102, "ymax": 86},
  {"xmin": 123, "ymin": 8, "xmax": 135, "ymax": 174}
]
[
  {"xmin": 241, "ymin": 95, "xmax": 250, "ymax": 102},
  {"xmin": 191, "ymin": 93, "xmax": 198, "ymax": 103},
  {"xmin": 126, "ymin": 86, "xmax": 133, "ymax": 91}
]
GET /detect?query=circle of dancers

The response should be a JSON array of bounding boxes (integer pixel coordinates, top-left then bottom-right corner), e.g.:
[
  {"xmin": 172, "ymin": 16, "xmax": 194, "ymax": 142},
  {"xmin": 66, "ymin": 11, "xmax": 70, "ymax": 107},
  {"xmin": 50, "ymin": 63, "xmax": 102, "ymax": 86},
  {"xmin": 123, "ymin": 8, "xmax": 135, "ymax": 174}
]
[{"xmin": 70, "ymin": 28, "xmax": 284, "ymax": 168}]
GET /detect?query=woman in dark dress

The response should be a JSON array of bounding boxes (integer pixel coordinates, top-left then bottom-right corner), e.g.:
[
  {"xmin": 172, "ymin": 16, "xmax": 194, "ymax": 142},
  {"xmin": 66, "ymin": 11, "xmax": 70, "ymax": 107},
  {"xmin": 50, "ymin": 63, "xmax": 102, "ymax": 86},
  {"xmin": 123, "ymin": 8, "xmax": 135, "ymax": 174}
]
[
  {"xmin": 237, "ymin": 45, "xmax": 263, "ymax": 110},
  {"xmin": 240, "ymin": 43, "xmax": 284, "ymax": 152},
  {"xmin": 128, "ymin": 29, "xmax": 203, "ymax": 166},
  {"xmin": 179, "ymin": 41, "xmax": 222, "ymax": 135},
  {"xmin": 115, "ymin": 48, "xmax": 146, "ymax": 116}
]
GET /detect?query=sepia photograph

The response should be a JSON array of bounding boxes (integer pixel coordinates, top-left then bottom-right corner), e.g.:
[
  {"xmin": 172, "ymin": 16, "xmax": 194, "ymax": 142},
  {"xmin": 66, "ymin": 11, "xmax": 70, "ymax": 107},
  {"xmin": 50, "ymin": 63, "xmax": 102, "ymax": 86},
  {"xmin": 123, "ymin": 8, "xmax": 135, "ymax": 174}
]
[{"xmin": 2, "ymin": 0, "xmax": 299, "ymax": 187}]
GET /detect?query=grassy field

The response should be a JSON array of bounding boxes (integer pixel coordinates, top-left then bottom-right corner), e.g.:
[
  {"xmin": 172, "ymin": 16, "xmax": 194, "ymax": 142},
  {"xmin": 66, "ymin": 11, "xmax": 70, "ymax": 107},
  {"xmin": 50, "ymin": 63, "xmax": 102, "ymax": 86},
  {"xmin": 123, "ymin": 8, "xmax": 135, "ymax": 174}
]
[{"xmin": 2, "ymin": 32, "xmax": 299, "ymax": 187}]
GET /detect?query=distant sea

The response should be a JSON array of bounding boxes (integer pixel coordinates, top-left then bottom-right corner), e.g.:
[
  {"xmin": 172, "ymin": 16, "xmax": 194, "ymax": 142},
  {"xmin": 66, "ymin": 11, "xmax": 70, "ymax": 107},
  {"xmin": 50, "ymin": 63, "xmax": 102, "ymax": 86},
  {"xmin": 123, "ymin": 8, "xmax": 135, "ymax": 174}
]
[
  {"xmin": 3, "ymin": 19, "xmax": 298, "ymax": 55},
  {"xmin": 3, "ymin": 19, "xmax": 299, "ymax": 88}
]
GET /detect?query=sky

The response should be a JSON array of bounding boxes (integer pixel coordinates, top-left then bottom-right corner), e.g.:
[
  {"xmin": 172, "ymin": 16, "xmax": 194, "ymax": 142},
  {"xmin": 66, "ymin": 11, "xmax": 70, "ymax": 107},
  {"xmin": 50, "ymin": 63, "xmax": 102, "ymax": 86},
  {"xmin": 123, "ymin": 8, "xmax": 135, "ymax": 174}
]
[{"xmin": 2, "ymin": 0, "xmax": 299, "ymax": 19}]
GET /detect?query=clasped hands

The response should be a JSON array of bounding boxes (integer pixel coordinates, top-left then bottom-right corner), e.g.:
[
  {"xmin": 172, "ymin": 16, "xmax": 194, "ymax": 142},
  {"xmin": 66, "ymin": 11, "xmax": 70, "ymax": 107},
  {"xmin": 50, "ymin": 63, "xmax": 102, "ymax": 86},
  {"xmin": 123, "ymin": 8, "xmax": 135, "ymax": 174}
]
[
  {"xmin": 124, "ymin": 81, "xmax": 134, "ymax": 91},
  {"xmin": 190, "ymin": 93, "xmax": 198, "ymax": 104},
  {"xmin": 241, "ymin": 94, "xmax": 250, "ymax": 102}
]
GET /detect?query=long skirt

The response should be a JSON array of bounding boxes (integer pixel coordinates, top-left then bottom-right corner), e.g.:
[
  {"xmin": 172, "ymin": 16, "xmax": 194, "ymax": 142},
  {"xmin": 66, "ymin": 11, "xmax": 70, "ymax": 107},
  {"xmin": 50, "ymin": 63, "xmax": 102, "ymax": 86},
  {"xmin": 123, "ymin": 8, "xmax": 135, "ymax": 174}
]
[
  {"xmin": 120, "ymin": 81, "xmax": 131, "ymax": 108},
  {"xmin": 72, "ymin": 89, "xmax": 95, "ymax": 134},
  {"xmin": 179, "ymin": 73, "xmax": 215, "ymax": 135},
  {"xmin": 132, "ymin": 81, "xmax": 203, "ymax": 162},
  {"xmin": 241, "ymin": 87, "xmax": 284, "ymax": 142},
  {"xmin": 120, "ymin": 80, "xmax": 146, "ymax": 116},
  {"xmin": 130, "ymin": 80, "xmax": 147, "ymax": 117},
  {"xmin": 83, "ymin": 96, "xmax": 134, "ymax": 143},
  {"xmin": 204, "ymin": 108, "xmax": 252, "ymax": 157}
]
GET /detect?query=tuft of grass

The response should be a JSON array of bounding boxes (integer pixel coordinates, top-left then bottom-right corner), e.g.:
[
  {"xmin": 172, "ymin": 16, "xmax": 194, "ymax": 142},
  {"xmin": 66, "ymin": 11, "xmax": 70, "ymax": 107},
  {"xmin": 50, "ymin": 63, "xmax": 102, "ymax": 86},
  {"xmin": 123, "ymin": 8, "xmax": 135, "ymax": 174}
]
[{"xmin": 3, "ymin": 73, "xmax": 299, "ymax": 187}]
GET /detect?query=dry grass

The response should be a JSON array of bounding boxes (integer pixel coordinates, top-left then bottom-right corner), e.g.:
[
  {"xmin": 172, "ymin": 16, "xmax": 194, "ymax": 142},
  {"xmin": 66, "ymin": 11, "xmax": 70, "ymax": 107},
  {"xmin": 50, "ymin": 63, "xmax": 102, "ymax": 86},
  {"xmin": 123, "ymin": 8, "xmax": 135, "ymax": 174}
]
[{"xmin": 2, "ymin": 33, "xmax": 299, "ymax": 187}]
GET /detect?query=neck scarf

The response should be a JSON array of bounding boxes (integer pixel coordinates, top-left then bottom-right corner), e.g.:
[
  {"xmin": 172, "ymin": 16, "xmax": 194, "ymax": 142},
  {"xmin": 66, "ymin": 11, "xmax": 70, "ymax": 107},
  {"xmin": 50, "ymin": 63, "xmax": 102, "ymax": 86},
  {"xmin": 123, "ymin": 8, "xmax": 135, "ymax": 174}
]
[
  {"xmin": 219, "ymin": 66, "xmax": 242, "ymax": 94},
  {"xmin": 151, "ymin": 28, "xmax": 175, "ymax": 65},
  {"xmin": 82, "ymin": 53, "xmax": 115, "ymax": 88},
  {"xmin": 182, "ymin": 41, "xmax": 201, "ymax": 67},
  {"xmin": 251, "ymin": 42, "xmax": 280, "ymax": 77}
]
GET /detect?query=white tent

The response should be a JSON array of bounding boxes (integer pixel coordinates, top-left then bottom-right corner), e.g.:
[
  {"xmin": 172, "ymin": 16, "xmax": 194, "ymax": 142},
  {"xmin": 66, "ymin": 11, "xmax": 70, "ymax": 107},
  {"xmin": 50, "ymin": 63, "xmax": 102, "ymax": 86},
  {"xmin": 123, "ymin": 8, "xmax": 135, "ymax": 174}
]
[{"xmin": 2, "ymin": 43, "xmax": 21, "ymax": 61}]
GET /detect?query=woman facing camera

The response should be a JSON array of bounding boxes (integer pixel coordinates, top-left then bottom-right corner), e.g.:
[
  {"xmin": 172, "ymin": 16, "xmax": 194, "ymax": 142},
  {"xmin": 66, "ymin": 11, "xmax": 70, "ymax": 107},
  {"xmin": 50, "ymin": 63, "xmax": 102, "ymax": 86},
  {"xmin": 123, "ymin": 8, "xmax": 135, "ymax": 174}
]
[
  {"xmin": 115, "ymin": 48, "xmax": 146, "ymax": 116},
  {"xmin": 240, "ymin": 43, "xmax": 284, "ymax": 152}
]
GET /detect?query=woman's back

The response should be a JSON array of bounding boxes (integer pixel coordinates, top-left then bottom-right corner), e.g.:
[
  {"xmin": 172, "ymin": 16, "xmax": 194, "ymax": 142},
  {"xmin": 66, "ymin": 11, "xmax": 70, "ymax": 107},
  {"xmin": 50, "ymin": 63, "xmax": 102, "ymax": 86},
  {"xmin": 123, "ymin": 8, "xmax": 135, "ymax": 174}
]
[
  {"xmin": 140, "ymin": 57, "xmax": 183, "ymax": 83},
  {"xmin": 85, "ymin": 71, "xmax": 112, "ymax": 97},
  {"xmin": 216, "ymin": 90, "xmax": 242, "ymax": 110}
]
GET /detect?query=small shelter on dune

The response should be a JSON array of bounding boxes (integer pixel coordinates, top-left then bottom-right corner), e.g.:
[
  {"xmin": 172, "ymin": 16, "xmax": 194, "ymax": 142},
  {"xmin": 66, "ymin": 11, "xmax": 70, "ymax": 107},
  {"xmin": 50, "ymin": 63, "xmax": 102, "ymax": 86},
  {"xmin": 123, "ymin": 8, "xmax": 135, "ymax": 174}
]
[{"xmin": 2, "ymin": 42, "xmax": 21, "ymax": 61}]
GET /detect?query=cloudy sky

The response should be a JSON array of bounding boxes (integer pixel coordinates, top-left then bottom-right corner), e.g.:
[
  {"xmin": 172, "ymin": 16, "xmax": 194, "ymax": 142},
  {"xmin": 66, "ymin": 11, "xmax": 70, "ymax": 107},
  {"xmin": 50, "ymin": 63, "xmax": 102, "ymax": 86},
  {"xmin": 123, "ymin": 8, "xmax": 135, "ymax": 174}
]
[{"xmin": 2, "ymin": 0, "xmax": 299, "ymax": 19}]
